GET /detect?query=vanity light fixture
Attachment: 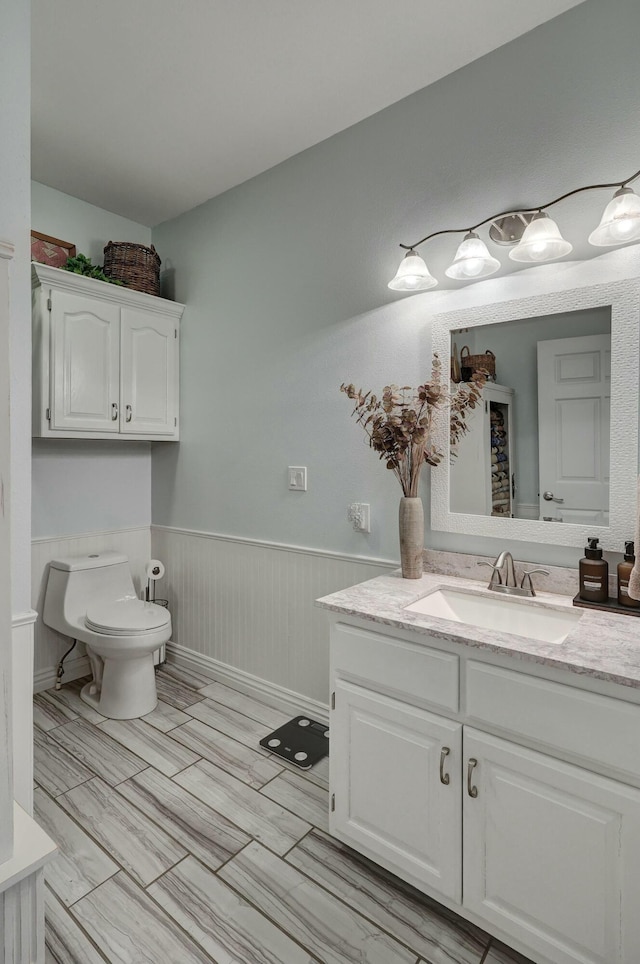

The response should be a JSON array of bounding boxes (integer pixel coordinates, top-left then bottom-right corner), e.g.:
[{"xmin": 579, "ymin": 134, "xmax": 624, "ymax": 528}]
[
  {"xmin": 588, "ymin": 186, "xmax": 640, "ymax": 246},
  {"xmin": 444, "ymin": 232, "xmax": 500, "ymax": 280},
  {"xmin": 387, "ymin": 249, "xmax": 438, "ymax": 291},
  {"xmin": 508, "ymin": 212, "xmax": 572, "ymax": 263},
  {"xmin": 389, "ymin": 166, "xmax": 640, "ymax": 292}
]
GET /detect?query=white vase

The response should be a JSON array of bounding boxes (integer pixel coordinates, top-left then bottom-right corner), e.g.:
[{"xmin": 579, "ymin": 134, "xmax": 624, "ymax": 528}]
[{"xmin": 399, "ymin": 496, "xmax": 424, "ymax": 579}]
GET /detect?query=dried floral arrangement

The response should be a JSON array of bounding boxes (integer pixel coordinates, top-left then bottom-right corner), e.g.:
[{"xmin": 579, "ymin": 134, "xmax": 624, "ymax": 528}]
[{"xmin": 340, "ymin": 355, "xmax": 485, "ymax": 498}]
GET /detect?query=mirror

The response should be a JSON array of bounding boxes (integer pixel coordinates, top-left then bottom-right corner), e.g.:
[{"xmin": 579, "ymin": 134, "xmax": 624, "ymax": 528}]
[
  {"xmin": 449, "ymin": 307, "xmax": 611, "ymax": 526},
  {"xmin": 430, "ymin": 268, "xmax": 639, "ymax": 550}
]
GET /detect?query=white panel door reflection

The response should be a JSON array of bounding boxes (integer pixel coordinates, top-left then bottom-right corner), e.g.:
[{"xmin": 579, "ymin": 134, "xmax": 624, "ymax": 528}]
[{"xmin": 537, "ymin": 334, "xmax": 610, "ymax": 526}]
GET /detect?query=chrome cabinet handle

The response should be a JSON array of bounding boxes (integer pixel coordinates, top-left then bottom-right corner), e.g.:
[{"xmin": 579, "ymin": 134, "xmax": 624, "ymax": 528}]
[
  {"xmin": 439, "ymin": 746, "xmax": 450, "ymax": 786},
  {"xmin": 125, "ymin": 404, "xmax": 133, "ymax": 422},
  {"xmin": 543, "ymin": 491, "xmax": 564, "ymax": 504},
  {"xmin": 111, "ymin": 403, "xmax": 118, "ymax": 421},
  {"xmin": 467, "ymin": 758, "xmax": 478, "ymax": 798}
]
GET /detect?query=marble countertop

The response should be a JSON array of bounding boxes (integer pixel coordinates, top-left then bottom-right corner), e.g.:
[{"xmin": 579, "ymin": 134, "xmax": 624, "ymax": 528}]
[{"xmin": 316, "ymin": 569, "xmax": 640, "ymax": 689}]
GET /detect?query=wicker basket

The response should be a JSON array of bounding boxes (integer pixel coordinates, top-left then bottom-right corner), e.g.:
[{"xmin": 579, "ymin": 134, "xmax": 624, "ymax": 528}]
[
  {"xmin": 103, "ymin": 241, "xmax": 161, "ymax": 296},
  {"xmin": 460, "ymin": 346, "xmax": 496, "ymax": 380}
]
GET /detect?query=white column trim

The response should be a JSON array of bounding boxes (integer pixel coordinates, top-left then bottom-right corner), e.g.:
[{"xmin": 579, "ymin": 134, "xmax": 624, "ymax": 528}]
[
  {"xmin": 0, "ymin": 806, "xmax": 56, "ymax": 896},
  {"xmin": 11, "ymin": 611, "xmax": 37, "ymax": 629}
]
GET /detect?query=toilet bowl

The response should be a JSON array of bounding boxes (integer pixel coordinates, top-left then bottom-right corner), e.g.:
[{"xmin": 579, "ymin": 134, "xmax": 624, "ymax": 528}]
[{"xmin": 43, "ymin": 552, "xmax": 171, "ymax": 719}]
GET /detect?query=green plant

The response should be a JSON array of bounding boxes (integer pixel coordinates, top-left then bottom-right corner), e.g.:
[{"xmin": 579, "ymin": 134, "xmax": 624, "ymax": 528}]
[{"xmin": 63, "ymin": 253, "xmax": 124, "ymax": 286}]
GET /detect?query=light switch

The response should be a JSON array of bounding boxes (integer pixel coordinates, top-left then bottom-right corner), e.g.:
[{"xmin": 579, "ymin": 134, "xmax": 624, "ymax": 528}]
[{"xmin": 288, "ymin": 466, "xmax": 307, "ymax": 491}]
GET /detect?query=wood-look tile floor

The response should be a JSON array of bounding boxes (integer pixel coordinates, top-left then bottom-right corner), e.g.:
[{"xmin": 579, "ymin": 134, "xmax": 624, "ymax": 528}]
[{"xmin": 35, "ymin": 665, "xmax": 534, "ymax": 964}]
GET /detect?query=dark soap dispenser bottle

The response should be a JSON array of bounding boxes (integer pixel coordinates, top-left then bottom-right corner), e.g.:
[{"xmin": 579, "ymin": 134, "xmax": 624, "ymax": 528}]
[
  {"xmin": 617, "ymin": 541, "xmax": 639, "ymax": 608},
  {"xmin": 579, "ymin": 537, "xmax": 609, "ymax": 602}
]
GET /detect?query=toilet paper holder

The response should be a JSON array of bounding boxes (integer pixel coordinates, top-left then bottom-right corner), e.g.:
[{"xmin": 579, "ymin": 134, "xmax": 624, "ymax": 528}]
[{"xmin": 145, "ymin": 559, "xmax": 167, "ymax": 605}]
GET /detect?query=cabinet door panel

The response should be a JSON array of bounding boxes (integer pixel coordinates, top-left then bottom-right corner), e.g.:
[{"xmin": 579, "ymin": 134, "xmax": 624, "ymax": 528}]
[
  {"xmin": 331, "ymin": 680, "xmax": 462, "ymax": 901},
  {"xmin": 120, "ymin": 309, "xmax": 177, "ymax": 436},
  {"xmin": 463, "ymin": 728, "xmax": 640, "ymax": 964},
  {"xmin": 51, "ymin": 291, "xmax": 120, "ymax": 432}
]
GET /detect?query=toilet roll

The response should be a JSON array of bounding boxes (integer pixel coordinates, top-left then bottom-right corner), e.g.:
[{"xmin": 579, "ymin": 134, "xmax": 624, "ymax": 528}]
[{"xmin": 145, "ymin": 559, "xmax": 165, "ymax": 581}]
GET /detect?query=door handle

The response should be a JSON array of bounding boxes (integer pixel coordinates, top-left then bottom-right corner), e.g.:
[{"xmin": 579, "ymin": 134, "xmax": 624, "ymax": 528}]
[
  {"xmin": 111, "ymin": 403, "xmax": 118, "ymax": 421},
  {"xmin": 439, "ymin": 746, "xmax": 450, "ymax": 786},
  {"xmin": 543, "ymin": 491, "xmax": 564, "ymax": 504},
  {"xmin": 467, "ymin": 758, "xmax": 478, "ymax": 798},
  {"xmin": 126, "ymin": 404, "xmax": 133, "ymax": 423}
]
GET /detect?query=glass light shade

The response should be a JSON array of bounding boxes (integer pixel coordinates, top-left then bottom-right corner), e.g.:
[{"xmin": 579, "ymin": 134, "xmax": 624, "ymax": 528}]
[
  {"xmin": 388, "ymin": 250, "xmax": 438, "ymax": 291},
  {"xmin": 588, "ymin": 187, "xmax": 640, "ymax": 246},
  {"xmin": 445, "ymin": 232, "xmax": 500, "ymax": 281},
  {"xmin": 509, "ymin": 213, "xmax": 572, "ymax": 263}
]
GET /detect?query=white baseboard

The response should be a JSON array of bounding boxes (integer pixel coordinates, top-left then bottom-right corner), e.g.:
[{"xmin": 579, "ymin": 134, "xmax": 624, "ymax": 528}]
[
  {"xmin": 33, "ymin": 655, "xmax": 90, "ymax": 694},
  {"xmin": 166, "ymin": 642, "xmax": 330, "ymax": 725}
]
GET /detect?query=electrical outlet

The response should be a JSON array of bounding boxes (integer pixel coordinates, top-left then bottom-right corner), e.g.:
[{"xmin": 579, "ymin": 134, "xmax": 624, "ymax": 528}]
[
  {"xmin": 348, "ymin": 502, "xmax": 371, "ymax": 532},
  {"xmin": 288, "ymin": 466, "xmax": 307, "ymax": 491}
]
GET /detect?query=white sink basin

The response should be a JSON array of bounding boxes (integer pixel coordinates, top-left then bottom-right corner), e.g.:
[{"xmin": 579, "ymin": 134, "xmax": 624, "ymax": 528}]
[{"xmin": 405, "ymin": 587, "xmax": 582, "ymax": 644}]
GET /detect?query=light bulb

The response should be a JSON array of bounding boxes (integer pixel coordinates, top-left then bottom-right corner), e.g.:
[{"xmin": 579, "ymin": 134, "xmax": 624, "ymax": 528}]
[
  {"xmin": 388, "ymin": 250, "xmax": 438, "ymax": 291},
  {"xmin": 509, "ymin": 213, "xmax": 572, "ymax": 264},
  {"xmin": 444, "ymin": 232, "xmax": 500, "ymax": 281},
  {"xmin": 589, "ymin": 187, "xmax": 640, "ymax": 247}
]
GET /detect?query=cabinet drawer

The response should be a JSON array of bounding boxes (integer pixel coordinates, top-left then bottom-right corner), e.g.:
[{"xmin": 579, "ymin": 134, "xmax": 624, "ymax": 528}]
[
  {"xmin": 466, "ymin": 661, "xmax": 640, "ymax": 778},
  {"xmin": 331, "ymin": 621, "xmax": 458, "ymax": 712}
]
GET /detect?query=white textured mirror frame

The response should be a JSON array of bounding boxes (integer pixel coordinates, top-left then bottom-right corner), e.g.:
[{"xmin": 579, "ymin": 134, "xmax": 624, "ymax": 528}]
[{"xmin": 431, "ymin": 262, "xmax": 640, "ymax": 550}]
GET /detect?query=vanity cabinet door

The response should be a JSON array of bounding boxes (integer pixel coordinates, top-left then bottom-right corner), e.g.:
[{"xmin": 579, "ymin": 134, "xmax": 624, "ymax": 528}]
[
  {"xmin": 331, "ymin": 679, "xmax": 462, "ymax": 901},
  {"xmin": 50, "ymin": 289, "xmax": 120, "ymax": 433},
  {"xmin": 463, "ymin": 728, "xmax": 640, "ymax": 964},
  {"xmin": 120, "ymin": 308, "xmax": 178, "ymax": 437}
]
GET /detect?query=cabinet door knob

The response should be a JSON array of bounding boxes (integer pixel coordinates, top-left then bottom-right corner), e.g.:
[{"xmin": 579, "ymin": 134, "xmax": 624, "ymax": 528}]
[
  {"xmin": 126, "ymin": 404, "xmax": 133, "ymax": 423},
  {"xmin": 467, "ymin": 758, "xmax": 478, "ymax": 798},
  {"xmin": 111, "ymin": 403, "xmax": 118, "ymax": 421},
  {"xmin": 439, "ymin": 746, "xmax": 450, "ymax": 785}
]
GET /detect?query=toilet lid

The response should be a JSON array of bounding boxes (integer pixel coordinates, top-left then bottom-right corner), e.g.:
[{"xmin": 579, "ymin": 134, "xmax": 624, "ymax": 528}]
[{"xmin": 85, "ymin": 599, "xmax": 170, "ymax": 635}]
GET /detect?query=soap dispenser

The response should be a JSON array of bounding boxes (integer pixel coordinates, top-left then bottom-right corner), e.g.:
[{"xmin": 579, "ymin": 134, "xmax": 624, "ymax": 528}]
[
  {"xmin": 579, "ymin": 537, "xmax": 609, "ymax": 603},
  {"xmin": 617, "ymin": 542, "xmax": 639, "ymax": 608}
]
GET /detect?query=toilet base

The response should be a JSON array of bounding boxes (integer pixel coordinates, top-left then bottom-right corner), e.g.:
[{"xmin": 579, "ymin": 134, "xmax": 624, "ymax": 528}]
[{"xmin": 81, "ymin": 651, "xmax": 158, "ymax": 719}]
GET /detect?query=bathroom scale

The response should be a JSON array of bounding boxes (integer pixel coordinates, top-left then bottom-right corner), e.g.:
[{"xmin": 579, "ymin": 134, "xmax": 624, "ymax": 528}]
[{"xmin": 259, "ymin": 716, "xmax": 329, "ymax": 769}]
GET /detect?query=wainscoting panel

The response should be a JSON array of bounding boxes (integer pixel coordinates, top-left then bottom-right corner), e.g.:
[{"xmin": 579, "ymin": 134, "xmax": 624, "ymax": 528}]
[
  {"xmin": 152, "ymin": 526, "xmax": 394, "ymax": 704},
  {"xmin": 32, "ymin": 527, "xmax": 151, "ymax": 691}
]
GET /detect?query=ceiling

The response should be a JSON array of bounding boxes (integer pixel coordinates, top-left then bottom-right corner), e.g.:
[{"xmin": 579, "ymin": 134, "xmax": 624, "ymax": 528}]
[{"xmin": 31, "ymin": 0, "xmax": 585, "ymax": 227}]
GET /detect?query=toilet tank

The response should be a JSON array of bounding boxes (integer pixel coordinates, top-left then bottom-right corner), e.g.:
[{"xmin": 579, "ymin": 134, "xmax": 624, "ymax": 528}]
[{"xmin": 43, "ymin": 552, "xmax": 137, "ymax": 636}]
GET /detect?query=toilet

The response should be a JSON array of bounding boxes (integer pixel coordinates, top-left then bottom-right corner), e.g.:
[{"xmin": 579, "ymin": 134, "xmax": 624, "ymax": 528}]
[{"xmin": 43, "ymin": 552, "xmax": 171, "ymax": 719}]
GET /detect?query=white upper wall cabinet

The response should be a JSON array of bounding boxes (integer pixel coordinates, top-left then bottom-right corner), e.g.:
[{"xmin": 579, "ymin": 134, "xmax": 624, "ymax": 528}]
[{"xmin": 32, "ymin": 264, "xmax": 184, "ymax": 440}]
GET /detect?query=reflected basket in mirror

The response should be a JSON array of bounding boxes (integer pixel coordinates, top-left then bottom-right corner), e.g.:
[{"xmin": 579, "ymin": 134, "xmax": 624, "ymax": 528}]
[{"xmin": 460, "ymin": 346, "xmax": 496, "ymax": 382}]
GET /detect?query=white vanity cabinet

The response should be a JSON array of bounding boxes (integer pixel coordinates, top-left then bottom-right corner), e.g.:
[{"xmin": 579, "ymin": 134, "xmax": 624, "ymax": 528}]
[
  {"xmin": 331, "ymin": 679, "xmax": 462, "ymax": 901},
  {"xmin": 329, "ymin": 617, "xmax": 640, "ymax": 964},
  {"xmin": 32, "ymin": 263, "xmax": 184, "ymax": 440},
  {"xmin": 463, "ymin": 727, "xmax": 640, "ymax": 964}
]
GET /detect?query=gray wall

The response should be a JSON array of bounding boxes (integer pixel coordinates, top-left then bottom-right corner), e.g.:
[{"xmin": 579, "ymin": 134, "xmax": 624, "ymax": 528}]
[
  {"xmin": 32, "ymin": 181, "xmax": 152, "ymax": 266},
  {"xmin": 151, "ymin": 0, "xmax": 640, "ymax": 568},
  {"xmin": 31, "ymin": 183, "xmax": 153, "ymax": 538}
]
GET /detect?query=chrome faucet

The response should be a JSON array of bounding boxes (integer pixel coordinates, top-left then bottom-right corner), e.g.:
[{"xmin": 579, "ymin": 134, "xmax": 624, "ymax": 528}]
[{"xmin": 478, "ymin": 551, "xmax": 549, "ymax": 597}]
